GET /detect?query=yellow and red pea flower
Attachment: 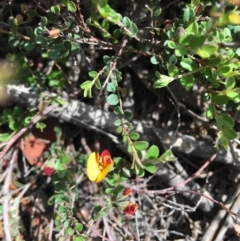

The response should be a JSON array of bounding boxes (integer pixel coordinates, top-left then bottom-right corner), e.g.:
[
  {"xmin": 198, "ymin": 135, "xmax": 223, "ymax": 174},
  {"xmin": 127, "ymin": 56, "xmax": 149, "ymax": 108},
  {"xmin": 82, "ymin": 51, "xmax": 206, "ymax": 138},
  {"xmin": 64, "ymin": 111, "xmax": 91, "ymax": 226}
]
[
  {"xmin": 86, "ymin": 149, "xmax": 114, "ymax": 183},
  {"xmin": 123, "ymin": 202, "xmax": 139, "ymax": 215}
]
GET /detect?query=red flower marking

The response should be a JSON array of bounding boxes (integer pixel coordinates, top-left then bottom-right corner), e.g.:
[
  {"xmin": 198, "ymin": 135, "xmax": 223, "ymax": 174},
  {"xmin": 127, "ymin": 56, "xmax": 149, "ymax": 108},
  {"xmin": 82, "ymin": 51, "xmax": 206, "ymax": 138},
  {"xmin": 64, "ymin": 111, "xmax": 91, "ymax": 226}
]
[
  {"xmin": 124, "ymin": 203, "xmax": 139, "ymax": 215},
  {"xmin": 100, "ymin": 150, "xmax": 112, "ymax": 165}
]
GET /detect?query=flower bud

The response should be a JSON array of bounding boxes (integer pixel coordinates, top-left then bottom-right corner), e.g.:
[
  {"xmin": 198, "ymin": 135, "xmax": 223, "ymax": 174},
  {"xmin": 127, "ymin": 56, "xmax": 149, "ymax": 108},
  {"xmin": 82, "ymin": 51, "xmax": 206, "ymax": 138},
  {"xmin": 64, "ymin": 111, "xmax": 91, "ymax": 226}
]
[
  {"xmin": 124, "ymin": 203, "xmax": 138, "ymax": 215},
  {"xmin": 123, "ymin": 187, "xmax": 132, "ymax": 196}
]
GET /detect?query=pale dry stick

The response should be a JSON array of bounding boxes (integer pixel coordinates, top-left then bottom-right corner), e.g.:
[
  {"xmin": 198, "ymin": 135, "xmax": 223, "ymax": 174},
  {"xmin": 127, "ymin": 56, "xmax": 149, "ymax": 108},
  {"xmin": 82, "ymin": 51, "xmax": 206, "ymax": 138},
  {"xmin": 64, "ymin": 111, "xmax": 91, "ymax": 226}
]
[
  {"xmin": 200, "ymin": 185, "xmax": 240, "ymax": 241},
  {"xmin": 103, "ymin": 217, "xmax": 116, "ymax": 241},
  {"xmin": 0, "ymin": 103, "xmax": 58, "ymax": 161},
  {"xmin": 229, "ymin": 141, "xmax": 240, "ymax": 165},
  {"xmin": 2, "ymin": 149, "xmax": 18, "ymax": 241},
  {"xmin": 48, "ymin": 218, "xmax": 54, "ymax": 241},
  {"xmin": 233, "ymin": 139, "xmax": 240, "ymax": 146},
  {"xmin": 80, "ymin": 136, "xmax": 92, "ymax": 155},
  {"xmin": 108, "ymin": 213, "xmax": 132, "ymax": 238},
  {"xmin": 86, "ymin": 220, "xmax": 113, "ymax": 241},
  {"xmin": 152, "ymin": 153, "xmax": 217, "ymax": 195},
  {"xmin": 178, "ymin": 102, "xmax": 209, "ymax": 123},
  {"xmin": 135, "ymin": 211, "xmax": 140, "ymax": 241}
]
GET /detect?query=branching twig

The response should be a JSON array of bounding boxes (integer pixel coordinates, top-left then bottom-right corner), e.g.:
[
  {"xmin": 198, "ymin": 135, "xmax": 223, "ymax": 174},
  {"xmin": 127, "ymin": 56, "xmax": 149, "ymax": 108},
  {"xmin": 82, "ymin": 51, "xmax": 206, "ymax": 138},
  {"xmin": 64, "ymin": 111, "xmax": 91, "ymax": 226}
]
[{"xmin": 3, "ymin": 149, "xmax": 18, "ymax": 241}]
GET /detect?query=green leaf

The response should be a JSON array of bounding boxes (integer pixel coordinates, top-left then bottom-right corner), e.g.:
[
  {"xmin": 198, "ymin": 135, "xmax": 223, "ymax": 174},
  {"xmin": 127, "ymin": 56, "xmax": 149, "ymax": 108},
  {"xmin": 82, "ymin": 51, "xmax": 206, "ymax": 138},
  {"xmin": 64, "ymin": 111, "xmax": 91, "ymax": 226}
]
[
  {"xmin": 167, "ymin": 40, "xmax": 176, "ymax": 49},
  {"xmin": 189, "ymin": 35, "xmax": 206, "ymax": 49},
  {"xmin": 34, "ymin": 36, "xmax": 47, "ymax": 45},
  {"xmin": 213, "ymin": 95, "xmax": 229, "ymax": 105},
  {"xmin": 41, "ymin": 16, "xmax": 48, "ymax": 27},
  {"xmin": 215, "ymin": 134, "xmax": 229, "ymax": 149},
  {"xmin": 116, "ymin": 126, "xmax": 123, "ymax": 133},
  {"xmin": 23, "ymin": 41, "xmax": 36, "ymax": 51},
  {"xmin": 61, "ymin": 155, "xmax": 70, "ymax": 164},
  {"xmin": 80, "ymin": 81, "xmax": 92, "ymax": 97},
  {"xmin": 71, "ymin": 42, "xmax": 80, "ymax": 54},
  {"xmin": 73, "ymin": 236, "xmax": 83, "ymax": 241},
  {"xmin": 114, "ymin": 119, "xmax": 122, "ymax": 126},
  {"xmin": 218, "ymin": 65, "xmax": 232, "ymax": 76},
  {"xmin": 80, "ymin": 81, "xmax": 92, "ymax": 89},
  {"xmin": 153, "ymin": 79, "xmax": 169, "ymax": 88},
  {"xmin": 221, "ymin": 127, "xmax": 238, "ymax": 140},
  {"xmin": 206, "ymin": 104, "xmax": 215, "ymax": 119},
  {"xmin": 179, "ymin": 33, "xmax": 194, "ymax": 46},
  {"xmin": 27, "ymin": 9, "xmax": 38, "ymax": 17},
  {"xmin": 95, "ymin": 79, "xmax": 101, "ymax": 90},
  {"xmin": 226, "ymin": 91, "xmax": 240, "ymax": 103},
  {"xmin": 0, "ymin": 133, "xmax": 10, "ymax": 142},
  {"xmin": 159, "ymin": 149, "xmax": 177, "ymax": 163},
  {"xmin": 114, "ymin": 106, "xmax": 122, "ymax": 115},
  {"xmin": 98, "ymin": 3, "xmax": 121, "ymax": 23},
  {"xmin": 48, "ymin": 47, "xmax": 69, "ymax": 60},
  {"xmin": 64, "ymin": 220, "xmax": 70, "ymax": 229},
  {"xmin": 216, "ymin": 113, "xmax": 234, "ymax": 128},
  {"xmin": 146, "ymin": 145, "xmax": 159, "ymax": 160},
  {"xmin": 183, "ymin": 8, "xmax": 194, "ymax": 22},
  {"xmin": 36, "ymin": 122, "xmax": 46, "ymax": 131},
  {"xmin": 67, "ymin": 227, "xmax": 74, "ymax": 236},
  {"xmin": 191, "ymin": 0, "xmax": 200, "ymax": 5},
  {"xmin": 89, "ymin": 71, "xmax": 98, "ymax": 77},
  {"xmin": 144, "ymin": 163, "xmax": 157, "ymax": 173},
  {"xmin": 196, "ymin": 44, "xmax": 218, "ymax": 58},
  {"xmin": 209, "ymin": 57, "xmax": 221, "ymax": 67},
  {"xmin": 175, "ymin": 46, "xmax": 187, "ymax": 56},
  {"xmin": 180, "ymin": 75, "xmax": 194, "ymax": 90},
  {"xmin": 75, "ymin": 223, "xmax": 83, "ymax": 232},
  {"xmin": 153, "ymin": 73, "xmax": 173, "ymax": 89},
  {"xmin": 122, "ymin": 17, "xmax": 138, "ymax": 37},
  {"xmin": 107, "ymin": 94, "xmax": 119, "ymax": 105},
  {"xmin": 8, "ymin": 17, "xmax": 18, "ymax": 35},
  {"xmin": 102, "ymin": 19, "xmax": 109, "ymax": 30},
  {"xmin": 168, "ymin": 64, "xmax": 179, "ymax": 77},
  {"xmin": 67, "ymin": 1, "xmax": 77, "ymax": 12},
  {"xmin": 124, "ymin": 111, "xmax": 133, "ymax": 120},
  {"xmin": 107, "ymin": 82, "xmax": 116, "ymax": 92},
  {"xmin": 50, "ymin": 5, "xmax": 61, "ymax": 14},
  {"xmin": 186, "ymin": 21, "xmax": 199, "ymax": 35},
  {"xmin": 129, "ymin": 132, "xmax": 140, "ymax": 141},
  {"xmin": 180, "ymin": 58, "xmax": 197, "ymax": 71},
  {"xmin": 226, "ymin": 77, "xmax": 235, "ymax": 90},
  {"xmin": 153, "ymin": 6, "xmax": 162, "ymax": 17},
  {"xmin": 58, "ymin": 169, "xmax": 67, "ymax": 178},
  {"xmin": 150, "ymin": 56, "xmax": 160, "ymax": 65},
  {"xmin": 103, "ymin": 55, "xmax": 111, "ymax": 64},
  {"xmin": 26, "ymin": 27, "xmax": 35, "ymax": 39},
  {"xmin": 133, "ymin": 141, "xmax": 149, "ymax": 151}
]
